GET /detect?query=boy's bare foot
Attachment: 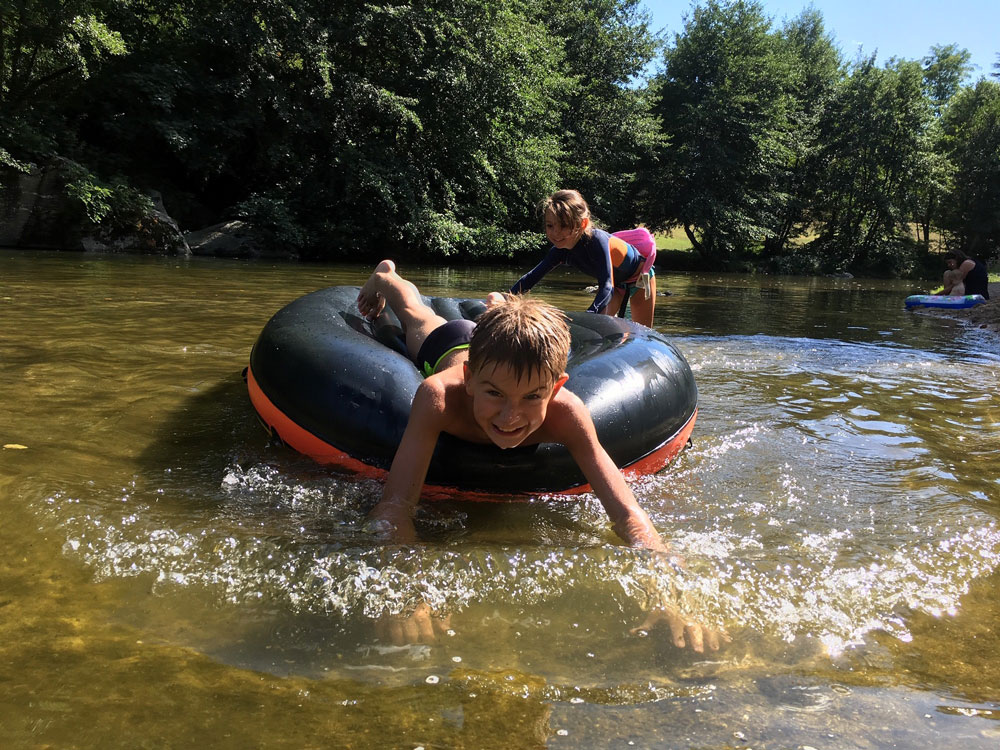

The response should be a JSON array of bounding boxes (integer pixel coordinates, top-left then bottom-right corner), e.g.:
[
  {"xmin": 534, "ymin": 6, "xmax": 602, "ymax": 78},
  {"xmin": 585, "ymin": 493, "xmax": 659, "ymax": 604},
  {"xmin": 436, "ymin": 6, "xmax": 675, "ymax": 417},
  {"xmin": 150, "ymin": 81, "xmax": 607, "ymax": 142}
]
[{"xmin": 357, "ymin": 259, "xmax": 395, "ymax": 319}]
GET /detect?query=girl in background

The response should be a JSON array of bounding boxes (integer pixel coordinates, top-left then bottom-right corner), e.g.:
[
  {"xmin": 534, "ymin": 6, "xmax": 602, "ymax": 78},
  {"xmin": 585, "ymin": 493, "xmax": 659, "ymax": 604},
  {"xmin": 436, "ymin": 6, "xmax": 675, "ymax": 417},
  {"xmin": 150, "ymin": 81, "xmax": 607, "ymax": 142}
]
[{"xmin": 510, "ymin": 190, "xmax": 658, "ymax": 327}]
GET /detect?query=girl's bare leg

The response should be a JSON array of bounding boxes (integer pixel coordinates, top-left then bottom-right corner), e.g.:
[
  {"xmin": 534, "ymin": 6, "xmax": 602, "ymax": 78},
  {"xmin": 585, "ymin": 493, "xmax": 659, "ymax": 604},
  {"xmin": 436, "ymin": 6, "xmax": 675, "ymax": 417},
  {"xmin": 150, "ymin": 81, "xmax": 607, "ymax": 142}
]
[
  {"xmin": 357, "ymin": 260, "xmax": 447, "ymax": 358},
  {"xmin": 629, "ymin": 275, "xmax": 656, "ymax": 328},
  {"xmin": 606, "ymin": 287, "xmax": 626, "ymax": 317},
  {"xmin": 941, "ymin": 270, "xmax": 965, "ymax": 296}
]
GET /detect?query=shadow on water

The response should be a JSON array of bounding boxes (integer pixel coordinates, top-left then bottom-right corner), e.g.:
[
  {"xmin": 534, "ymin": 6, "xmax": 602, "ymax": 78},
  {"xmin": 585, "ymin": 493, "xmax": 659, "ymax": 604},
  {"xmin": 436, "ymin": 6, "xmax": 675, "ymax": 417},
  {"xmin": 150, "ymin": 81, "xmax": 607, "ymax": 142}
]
[
  {"xmin": 135, "ymin": 373, "xmax": 261, "ymax": 490},
  {"xmin": 133, "ymin": 368, "xmax": 377, "ymax": 527}
]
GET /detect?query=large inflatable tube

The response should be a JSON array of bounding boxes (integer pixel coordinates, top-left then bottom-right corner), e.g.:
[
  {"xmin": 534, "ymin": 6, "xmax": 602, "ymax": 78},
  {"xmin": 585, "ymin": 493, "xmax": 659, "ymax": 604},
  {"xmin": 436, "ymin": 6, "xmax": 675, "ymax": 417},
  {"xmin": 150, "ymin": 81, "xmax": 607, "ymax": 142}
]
[
  {"xmin": 247, "ymin": 286, "xmax": 697, "ymax": 499},
  {"xmin": 905, "ymin": 294, "xmax": 986, "ymax": 309}
]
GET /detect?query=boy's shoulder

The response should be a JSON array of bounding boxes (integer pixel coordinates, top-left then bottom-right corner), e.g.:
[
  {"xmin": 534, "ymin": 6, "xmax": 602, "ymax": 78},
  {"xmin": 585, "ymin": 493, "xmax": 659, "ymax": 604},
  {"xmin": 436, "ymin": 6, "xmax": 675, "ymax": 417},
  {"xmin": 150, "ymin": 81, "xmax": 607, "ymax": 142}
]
[
  {"xmin": 538, "ymin": 386, "xmax": 594, "ymax": 438},
  {"xmin": 546, "ymin": 384, "xmax": 588, "ymax": 421},
  {"xmin": 413, "ymin": 364, "xmax": 479, "ymax": 435},
  {"xmin": 532, "ymin": 385, "xmax": 595, "ymax": 447},
  {"xmin": 417, "ymin": 365, "xmax": 469, "ymax": 407}
]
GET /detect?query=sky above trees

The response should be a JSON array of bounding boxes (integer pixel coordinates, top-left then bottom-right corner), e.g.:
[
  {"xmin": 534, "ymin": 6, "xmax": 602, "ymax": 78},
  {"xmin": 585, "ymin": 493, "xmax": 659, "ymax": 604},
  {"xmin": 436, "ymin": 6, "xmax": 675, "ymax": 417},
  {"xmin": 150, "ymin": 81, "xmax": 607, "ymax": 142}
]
[{"xmin": 643, "ymin": 0, "xmax": 999, "ymax": 78}]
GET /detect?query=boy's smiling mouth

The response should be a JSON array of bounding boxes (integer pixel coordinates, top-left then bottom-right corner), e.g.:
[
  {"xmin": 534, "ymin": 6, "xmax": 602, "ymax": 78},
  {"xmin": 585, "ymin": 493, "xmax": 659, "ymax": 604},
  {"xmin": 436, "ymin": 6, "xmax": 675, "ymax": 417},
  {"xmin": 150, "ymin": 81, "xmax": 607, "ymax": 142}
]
[
  {"xmin": 493, "ymin": 424, "xmax": 523, "ymax": 434},
  {"xmin": 490, "ymin": 422, "xmax": 529, "ymax": 446}
]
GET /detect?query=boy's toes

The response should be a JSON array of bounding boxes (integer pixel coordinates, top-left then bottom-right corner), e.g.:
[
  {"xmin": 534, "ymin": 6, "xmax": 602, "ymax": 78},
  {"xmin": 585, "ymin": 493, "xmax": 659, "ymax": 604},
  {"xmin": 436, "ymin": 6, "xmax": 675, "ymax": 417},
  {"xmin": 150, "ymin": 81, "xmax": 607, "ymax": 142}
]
[
  {"xmin": 485, "ymin": 291, "xmax": 508, "ymax": 308},
  {"xmin": 357, "ymin": 291, "xmax": 384, "ymax": 320}
]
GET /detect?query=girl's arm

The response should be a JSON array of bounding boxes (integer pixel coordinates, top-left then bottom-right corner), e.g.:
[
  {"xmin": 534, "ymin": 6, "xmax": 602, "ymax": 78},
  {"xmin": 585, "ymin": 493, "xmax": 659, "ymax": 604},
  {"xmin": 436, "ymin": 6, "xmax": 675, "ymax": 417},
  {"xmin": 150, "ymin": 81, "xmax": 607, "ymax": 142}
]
[
  {"xmin": 571, "ymin": 233, "xmax": 615, "ymax": 313},
  {"xmin": 510, "ymin": 247, "xmax": 563, "ymax": 295},
  {"xmin": 588, "ymin": 260, "xmax": 615, "ymax": 315},
  {"xmin": 956, "ymin": 259, "xmax": 977, "ymax": 281}
]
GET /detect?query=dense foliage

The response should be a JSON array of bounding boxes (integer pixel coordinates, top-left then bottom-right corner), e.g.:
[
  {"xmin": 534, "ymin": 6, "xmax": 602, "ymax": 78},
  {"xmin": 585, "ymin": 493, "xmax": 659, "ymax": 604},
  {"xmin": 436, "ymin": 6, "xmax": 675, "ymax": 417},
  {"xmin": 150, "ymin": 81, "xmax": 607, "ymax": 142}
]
[
  {"xmin": 2, "ymin": 0, "xmax": 998, "ymax": 273},
  {"xmin": 643, "ymin": 0, "xmax": 798, "ymax": 264}
]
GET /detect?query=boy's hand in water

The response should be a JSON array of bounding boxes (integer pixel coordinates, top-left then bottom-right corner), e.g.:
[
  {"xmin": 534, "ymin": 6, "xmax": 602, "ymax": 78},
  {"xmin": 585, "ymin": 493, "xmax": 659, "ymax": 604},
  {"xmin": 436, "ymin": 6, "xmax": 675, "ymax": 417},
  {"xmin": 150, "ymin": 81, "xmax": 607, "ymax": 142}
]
[
  {"xmin": 631, "ymin": 602, "xmax": 729, "ymax": 654},
  {"xmin": 630, "ymin": 554, "xmax": 730, "ymax": 654},
  {"xmin": 376, "ymin": 602, "xmax": 451, "ymax": 645},
  {"xmin": 366, "ymin": 499, "xmax": 418, "ymax": 543}
]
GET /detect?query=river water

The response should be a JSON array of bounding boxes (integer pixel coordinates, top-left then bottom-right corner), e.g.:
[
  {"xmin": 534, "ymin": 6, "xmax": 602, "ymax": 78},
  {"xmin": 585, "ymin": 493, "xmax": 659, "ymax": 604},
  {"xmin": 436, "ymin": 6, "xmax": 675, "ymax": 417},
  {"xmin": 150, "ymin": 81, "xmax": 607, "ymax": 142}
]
[{"xmin": 1, "ymin": 249, "xmax": 998, "ymax": 749}]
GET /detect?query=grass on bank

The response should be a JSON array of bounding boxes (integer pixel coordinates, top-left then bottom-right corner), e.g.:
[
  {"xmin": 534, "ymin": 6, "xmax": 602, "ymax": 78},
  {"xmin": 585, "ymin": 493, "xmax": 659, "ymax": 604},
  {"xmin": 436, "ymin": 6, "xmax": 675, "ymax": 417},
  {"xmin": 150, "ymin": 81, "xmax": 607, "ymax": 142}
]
[
  {"xmin": 655, "ymin": 227, "xmax": 695, "ymax": 252},
  {"xmin": 651, "ymin": 225, "xmax": 999, "ymax": 279},
  {"xmin": 653, "ymin": 224, "xmax": 950, "ymax": 254}
]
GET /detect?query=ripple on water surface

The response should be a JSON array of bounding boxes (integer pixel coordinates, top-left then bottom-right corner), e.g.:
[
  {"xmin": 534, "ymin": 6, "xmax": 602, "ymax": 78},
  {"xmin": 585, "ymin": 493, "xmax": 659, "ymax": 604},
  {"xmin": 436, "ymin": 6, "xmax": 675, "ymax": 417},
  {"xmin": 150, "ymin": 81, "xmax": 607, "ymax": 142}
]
[{"xmin": 17, "ymin": 311, "xmax": 1000, "ymax": 679}]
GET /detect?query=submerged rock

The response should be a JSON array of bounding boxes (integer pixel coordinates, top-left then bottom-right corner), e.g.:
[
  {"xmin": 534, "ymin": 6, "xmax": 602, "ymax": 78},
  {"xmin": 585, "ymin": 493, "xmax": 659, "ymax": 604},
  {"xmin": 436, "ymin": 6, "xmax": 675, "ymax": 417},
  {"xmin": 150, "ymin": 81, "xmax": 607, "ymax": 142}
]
[{"xmin": 185, "ymin": 220, "xmax": 296, "ymax": 260}]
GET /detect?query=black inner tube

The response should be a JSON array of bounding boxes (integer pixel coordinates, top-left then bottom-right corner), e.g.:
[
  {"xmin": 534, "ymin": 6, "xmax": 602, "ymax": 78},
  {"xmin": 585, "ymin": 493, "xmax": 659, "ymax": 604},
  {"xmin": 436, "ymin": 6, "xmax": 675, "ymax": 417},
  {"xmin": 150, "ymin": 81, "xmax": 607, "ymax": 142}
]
[{"xmin": 249, "ymin": 286, "xmax": 697, "ymax": 493}]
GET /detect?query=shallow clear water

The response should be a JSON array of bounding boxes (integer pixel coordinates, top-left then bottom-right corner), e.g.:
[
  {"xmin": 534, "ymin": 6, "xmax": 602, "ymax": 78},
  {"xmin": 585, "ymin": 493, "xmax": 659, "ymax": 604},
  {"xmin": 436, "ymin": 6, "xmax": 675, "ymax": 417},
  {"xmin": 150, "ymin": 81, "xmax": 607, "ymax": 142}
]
[{"xmin": 2, "ymin": 250, "xmax": 999, "ymax": 748}]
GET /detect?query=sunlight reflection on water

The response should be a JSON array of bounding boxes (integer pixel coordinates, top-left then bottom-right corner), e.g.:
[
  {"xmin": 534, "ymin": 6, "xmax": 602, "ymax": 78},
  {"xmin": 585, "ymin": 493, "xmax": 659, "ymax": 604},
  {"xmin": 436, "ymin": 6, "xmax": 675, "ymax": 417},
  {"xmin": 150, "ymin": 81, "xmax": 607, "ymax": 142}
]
[
  {"xmin": 42, "ymin": 321, "xmax": 1000, "ymax": 663},
  {"xmin": 5, "ymin": 253, "xmax": 1000, "ymax": 746}
]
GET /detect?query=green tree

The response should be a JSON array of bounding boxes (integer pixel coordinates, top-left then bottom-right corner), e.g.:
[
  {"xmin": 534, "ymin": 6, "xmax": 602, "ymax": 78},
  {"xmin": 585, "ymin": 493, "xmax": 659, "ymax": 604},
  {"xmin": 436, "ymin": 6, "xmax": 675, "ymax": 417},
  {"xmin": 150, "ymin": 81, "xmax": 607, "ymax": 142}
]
[
  {"xmin": 644, "ymin": 0, "xmax": 796, "ymax": 264},
  {"xmin": 922, "ymin": 44, "xmax": 973, "ymax": 116},
  {"xmin": 78, "ymin": 0, "xmax": 571, "ymax": 258},
  {"xmin": 763, "ymin": 7, "xmax": 842, "ymax": 262},
  {"xmin": 810, "ymin": 56, "xmax": 933, "ymax": 274},
  {"xmin": 0, "ymin": 0, "xmax": 125, "ymax": 111},
  {"xmin": 938, "ymin": 79, "xmax": 1000, "ymax": 258},
  {"xmin": 904, "ymin": 45, "xmax": 974, "ymax": 247},
  {"xmin": 540, "ymin": 0, "xmax": 661, "ymax": 230},
  {"xmin": 0, "ymin": 0, "xmax": 126, "ymax": 167}
]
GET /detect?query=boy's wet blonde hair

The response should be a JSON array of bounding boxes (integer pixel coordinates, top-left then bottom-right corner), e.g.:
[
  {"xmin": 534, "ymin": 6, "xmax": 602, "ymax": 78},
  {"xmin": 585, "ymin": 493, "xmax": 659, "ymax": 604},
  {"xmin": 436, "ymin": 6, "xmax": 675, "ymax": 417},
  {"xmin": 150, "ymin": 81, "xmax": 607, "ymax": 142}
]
[
  {"xmin": 540, "ymin": 189, "xmax": 593, "ymax": 236},
  {"xmin": 469, "ymin": 295, "xmax": 570, "ymax": 383}
]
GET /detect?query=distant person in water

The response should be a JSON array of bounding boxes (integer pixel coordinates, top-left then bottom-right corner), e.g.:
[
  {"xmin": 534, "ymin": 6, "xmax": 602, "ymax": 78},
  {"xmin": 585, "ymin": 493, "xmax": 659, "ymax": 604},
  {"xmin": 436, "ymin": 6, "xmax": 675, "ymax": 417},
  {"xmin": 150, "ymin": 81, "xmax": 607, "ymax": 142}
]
[
  {"xmin": 355, "ymin": 259, "xmax": 726, "ymax": 652},
  {"xmin": 509, "ymin": 189, "xmax": 658, "ymax": 327},
  {"xmin": 941, "ymin": 249, "xmax": 990, "ymax": 299}
]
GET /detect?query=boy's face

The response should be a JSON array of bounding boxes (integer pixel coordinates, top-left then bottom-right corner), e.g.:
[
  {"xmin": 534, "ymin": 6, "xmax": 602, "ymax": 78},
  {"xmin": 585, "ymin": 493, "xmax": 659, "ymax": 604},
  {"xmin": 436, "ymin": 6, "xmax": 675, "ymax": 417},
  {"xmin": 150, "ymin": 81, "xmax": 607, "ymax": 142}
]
[
  {"xmin": 544, "ymin": 209, "xmax": 587, "ymax": 250},
  {"xmin": 464, "ymin": 362, "xmax": 569, "ymax": 449}
]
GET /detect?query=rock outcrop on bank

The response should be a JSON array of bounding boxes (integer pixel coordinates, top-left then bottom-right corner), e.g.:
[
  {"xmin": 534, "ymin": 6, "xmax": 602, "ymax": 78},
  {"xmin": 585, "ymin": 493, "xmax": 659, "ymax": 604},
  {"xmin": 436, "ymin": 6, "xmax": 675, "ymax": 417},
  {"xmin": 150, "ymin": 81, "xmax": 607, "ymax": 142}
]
[
  {"xmin": 1, "ymin": 159, "xmax": 299, "ymax": 259},
  {"xmin": 183, "ymin": 220, "xmax": 296, "ymax": 259},
  {"xmin": 0, "ymin": 159, "xmax": 189, "ymax": 255}
]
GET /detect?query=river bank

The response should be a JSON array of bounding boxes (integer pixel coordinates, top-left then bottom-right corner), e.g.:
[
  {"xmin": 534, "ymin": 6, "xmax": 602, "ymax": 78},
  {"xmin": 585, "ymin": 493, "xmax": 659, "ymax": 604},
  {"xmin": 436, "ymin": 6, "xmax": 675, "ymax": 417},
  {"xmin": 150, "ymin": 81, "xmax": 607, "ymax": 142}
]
[{"xmin": 942, "ymin": 282, "xmax": 1000, "ymax": 335}]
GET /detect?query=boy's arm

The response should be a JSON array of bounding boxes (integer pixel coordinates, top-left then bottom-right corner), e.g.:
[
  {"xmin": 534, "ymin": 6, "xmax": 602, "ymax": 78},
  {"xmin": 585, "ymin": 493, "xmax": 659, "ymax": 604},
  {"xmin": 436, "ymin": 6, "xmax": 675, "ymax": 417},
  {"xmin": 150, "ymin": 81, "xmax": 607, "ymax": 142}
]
[
  {"xmin": 367, "ymin": 384, "xmax": 454, "ymax": 645},
  {"xmin": 557, "ymin": 398, "xmax": 667, "ymax": 551},
  {"xmin": 557, "ymin": 396, "xmax": 728, "ymax": 653},
  {"xmin": 367, "ymin": 383, "xmax": 444, "ymax": 543}
]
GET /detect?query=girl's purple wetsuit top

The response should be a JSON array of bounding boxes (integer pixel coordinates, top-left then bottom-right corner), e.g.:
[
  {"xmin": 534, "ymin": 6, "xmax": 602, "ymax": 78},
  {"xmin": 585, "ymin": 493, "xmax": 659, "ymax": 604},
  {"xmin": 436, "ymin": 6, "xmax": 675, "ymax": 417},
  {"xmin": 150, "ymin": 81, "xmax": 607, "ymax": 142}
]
[{"xmin": 510, "ymin": 228, "xmax": 642, "ymax": 313}]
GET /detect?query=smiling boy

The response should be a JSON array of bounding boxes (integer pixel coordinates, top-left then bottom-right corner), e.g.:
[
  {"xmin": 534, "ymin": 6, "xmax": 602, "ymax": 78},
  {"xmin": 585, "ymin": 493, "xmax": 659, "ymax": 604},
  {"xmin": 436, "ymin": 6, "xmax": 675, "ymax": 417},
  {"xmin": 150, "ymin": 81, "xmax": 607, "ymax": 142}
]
[{"xmin": 356, "ymin": 260, "xmax": 725, "ymax": 652}]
